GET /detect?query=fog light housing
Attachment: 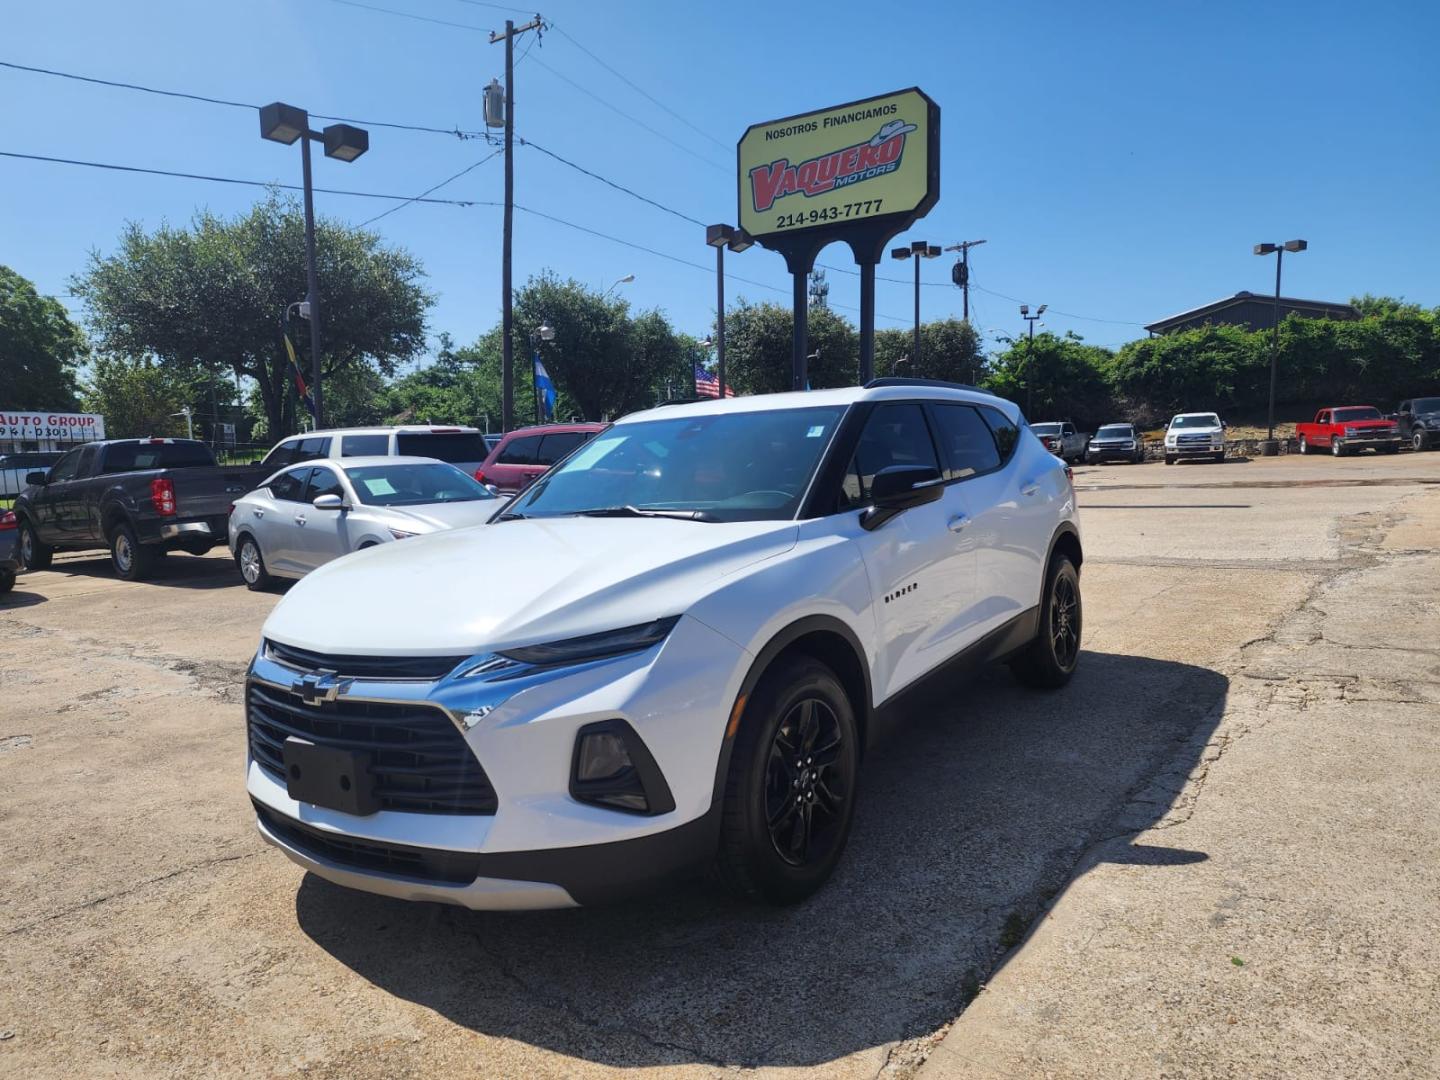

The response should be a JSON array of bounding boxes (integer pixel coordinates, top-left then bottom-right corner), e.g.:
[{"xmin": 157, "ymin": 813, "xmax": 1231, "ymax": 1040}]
[{"xmin": 570, "ymin": 719, "xmax": 675, "ymax": 816}]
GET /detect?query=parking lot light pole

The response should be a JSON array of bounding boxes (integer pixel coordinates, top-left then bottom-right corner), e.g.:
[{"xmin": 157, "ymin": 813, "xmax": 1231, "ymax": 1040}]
[
  {"xmin": 1254, "ymin": 240, "xmax": 1307, "ymax": 451},
  {"xmin": 891, "ymin": 241, "xmax": 942, "ymax": 367},
  {"xmin": 706, "ymin": 225, "xmax": 753, "ymax": 397},
  {"xmin": 260, "ymin": 102, "xmax": 369, "ymax": 430},
  {"xmin": 1020, "ymin": 304, "xmax": 1046, "ymax": 416}
]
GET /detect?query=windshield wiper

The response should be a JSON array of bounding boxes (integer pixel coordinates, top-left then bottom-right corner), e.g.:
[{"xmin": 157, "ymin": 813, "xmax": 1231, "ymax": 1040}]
[
  {"xmin": 495, "ymin": 510, "xmax": 527, "ymax": 521},
  {"xmin": 574, "ymin": 505, "xmax": 716, "ymax": 521}
]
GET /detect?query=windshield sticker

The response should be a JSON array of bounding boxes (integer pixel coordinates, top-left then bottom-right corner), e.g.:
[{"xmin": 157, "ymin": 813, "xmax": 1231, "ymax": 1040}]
[
  {"xmin": 806, "ymin": 425, "xmax": 826, "ymax": 438},
  {"xmin": 361, "ymin": 477, "xmax": 397, "ymax": 496}
]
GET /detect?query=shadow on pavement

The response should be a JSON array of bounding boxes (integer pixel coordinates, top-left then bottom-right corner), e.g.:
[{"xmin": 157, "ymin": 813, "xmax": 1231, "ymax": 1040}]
[
  {"xmin": 41, "ymin": 552, "xmax": 241, "ymax": 591},
  {"xmin": 0, "ymin": 588, "xmax": 47, "ymax": 608},
  {"xmin": 296, "ymin": 649, "xmax": 1227, "ymax": 1069}
]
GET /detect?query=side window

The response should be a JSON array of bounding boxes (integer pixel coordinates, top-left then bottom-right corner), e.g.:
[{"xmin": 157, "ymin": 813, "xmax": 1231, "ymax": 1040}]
[
  {"xmin": 295, "ymin": 436, "xmax": 330, "ymax": 462},
  {"xmin": 1062, "ymin": 423, "xmax": 1075, "ymax": 436},
  {"xmin": 497, "ymin": 435, "xmax": 543, "ymax": 466},
  {"xmin": 536, "ymin": 431, "xmax": 587, "ymax": 465},
  {"xmin": 838, "ymin": 403, "xmax": 940, "ymax": 510},
  {"xmin": 979, "ymin": 408, "xmax": 1021, "ymax": 464},
  {"xmin": 1317, "ymin": 411, "xmax": 1329, "ymax": 424},
  {"xmin": 930, "ymin": 405, "xmax": 1002, "ymax": 481},
  {"xmin": 262, "ymin": 439, "xmax": 300, "ymax": 468},
  {"xmin": 304, "ymin": 466, "xmax": 345, "ymax": 502},
  {"xmin": 45, "ymin": 449, "xmax": 84, "ymax": 483},
  {"xmin": 341, "ymin": 434, "xmax": 389, "ymax": 457},
  {"xmin": 268, "ymin": 468, "xmax": 310, "ymax": 502},
  {"xmin": 73, "ymin": 445, "xmax": 100, "ymax": 477}
]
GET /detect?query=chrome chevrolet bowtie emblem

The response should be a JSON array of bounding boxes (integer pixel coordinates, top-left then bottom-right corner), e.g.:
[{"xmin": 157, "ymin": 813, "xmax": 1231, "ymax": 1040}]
[{"xmin": 293, "ymin": 670, "xmax": 342, "ymax": 706}]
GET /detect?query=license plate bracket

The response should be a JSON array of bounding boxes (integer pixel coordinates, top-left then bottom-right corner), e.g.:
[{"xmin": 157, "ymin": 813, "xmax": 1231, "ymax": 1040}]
[{"xmin": 282, "ymin": 736, "xmax": 379, "ymax": 816}]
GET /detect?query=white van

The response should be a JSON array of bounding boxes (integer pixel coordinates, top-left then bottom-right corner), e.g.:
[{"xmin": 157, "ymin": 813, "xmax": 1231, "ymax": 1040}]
[{"xmin": 260, "ymin": 426, "xmax": 489, "ymax": 477}]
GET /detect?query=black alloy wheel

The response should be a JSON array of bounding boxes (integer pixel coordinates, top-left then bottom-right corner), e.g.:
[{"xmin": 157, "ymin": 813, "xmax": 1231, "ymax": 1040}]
[
  {"xmin": 1415, "ymin": 429, "xmax": 1429, "ymax": 453},
  {"xmin": 1011, "ymin": 554, "xmax": 1083, "ymax": 689},
  {"xmin": 716, "ymin": 655, "xmax": 859, "ymax": 904},
  {"xmin": 18, "ymin": 519, "xmax": 52, "ymax": 571}
]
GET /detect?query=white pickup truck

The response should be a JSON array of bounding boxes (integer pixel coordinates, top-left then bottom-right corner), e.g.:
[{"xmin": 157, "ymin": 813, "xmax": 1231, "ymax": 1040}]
[
  {"xmin": 1163, "ymin": 412, "xmax": 1227, "ymax": 464},
  {"xmin": 1028, "ymin": 421, "xmax": 1088, "ymax": 464}
]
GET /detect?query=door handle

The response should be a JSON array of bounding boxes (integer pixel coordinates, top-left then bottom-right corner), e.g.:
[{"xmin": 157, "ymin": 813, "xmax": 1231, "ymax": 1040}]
[
  {"xmin": 947, "ymin": 514, "xmax": 970, "ymax": 533},
  {"xmin": 295, "ymin": 515, "xmax": 307, "ymax": 526},
  {"xmin": 1021, "ymin": 482, "xmax": 1040, "ymax": 497},
  {"xmin": 253, "ymin": 509, "xmax": 264, "ymax": 518}
]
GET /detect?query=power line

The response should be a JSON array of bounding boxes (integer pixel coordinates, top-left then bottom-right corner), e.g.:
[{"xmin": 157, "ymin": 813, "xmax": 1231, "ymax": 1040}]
[
  {"xmin": 527, "ymin": 54, "xmax": 729, "ymax": 173},
  {"xmin": 546, "ymin": 24, "xmax": 731, "ymax": 154},
  {"xmin": 359, "ymin": 147, "xmax": 504, "ymax": 226},
  {"xmin": 0, "ymin": 150, "xmax": 480, "ymax": 206},
  {"xmin": 0, "ymin": 58, "xmax": 486, "ymax": 139},
  {"xmin": 518, "ymin": 138, "xmax": 705, "ymax": 226},
  {"xmin": 447, "ymin": 0, "xmax": 538, "ymax": 12},
  {"xmin": 324, "ymin": 0, "xmax": 491, "ymax": 32}
]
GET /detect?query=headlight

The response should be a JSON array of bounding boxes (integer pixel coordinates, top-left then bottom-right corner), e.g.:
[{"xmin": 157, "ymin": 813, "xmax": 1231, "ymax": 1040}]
[
  {"xmin": 1165, "ymin": 435, "xmax": 1177, "ymax": 445},
  {"xmin": 388, "ymin": 528, "xmax": 418, "ymax": 540},
  {"xmin": 497, "ymin": 616, "xmax": 680, "ymax": 667},
  {"xmin": 1344, "ymin": 427, "xmax": 1359, "ymax": 437}
]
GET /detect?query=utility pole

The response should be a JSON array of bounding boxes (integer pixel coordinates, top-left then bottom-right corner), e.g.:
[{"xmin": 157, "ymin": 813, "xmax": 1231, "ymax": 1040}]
[
  {"xmin": 490, "ymin": 15, "xmax": 544, "ymax": 433},
  {"xmin": 944, "ymin": 239, "xmax": 987, "ymax": 322}
]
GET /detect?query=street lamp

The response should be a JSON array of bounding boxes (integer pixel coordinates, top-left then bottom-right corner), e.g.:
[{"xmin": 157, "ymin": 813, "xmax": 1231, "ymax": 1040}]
[
  {"xmin": 890, "ymin": 241, "xmax": 942, "ymax": 369},
  {"xmin": 601, "ymin": 273, "xmax": 635, "ymax": 300},
  {"xmin": 1253, "ymin": 239, "xmax": 1307, "ymax": 453},
  {"xmin": 706, "ymin": 224, "xmax": 753, "ymax": 398},
  {"xmin": 530, "ymin": 323, "xmax": 555, "ymax": 423},
  {"xmin": 260, "ymin": 102, "xmax": 369, "ymax": 429},
  {"xmin": 1020, "ymin": 304, "xmax": 1047, "ymax": 417}
]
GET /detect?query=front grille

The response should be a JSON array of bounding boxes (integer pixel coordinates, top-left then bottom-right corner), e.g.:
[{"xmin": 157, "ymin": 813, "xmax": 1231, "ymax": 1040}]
[
  {"xmin": 1349, "ymin": 429, "xmax": 1393, "ymax": 440},
  {"xmin": 1176, "ymin": 433, "xmax": 1214, "ymax": 445},
  {"xmin": 265, "ymin": 639, "xmax": 469, "ymax": 681},
  {"xmin": 247, "ymin": 682, "xmax": 499, "ymax": 815},
  {"xmin": 254, "ymin": 800, "xmax": 482, "ymax": 884}
]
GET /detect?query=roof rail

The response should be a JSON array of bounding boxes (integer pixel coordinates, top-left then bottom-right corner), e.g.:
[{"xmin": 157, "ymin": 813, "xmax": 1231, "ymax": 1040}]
[
  {"xmin": 654, "ymin": 397, "xmax": 703, "ymax": 407},
  {"xmin": 864, "ymin": 377, "xmax": 987, "ymax": 393}
]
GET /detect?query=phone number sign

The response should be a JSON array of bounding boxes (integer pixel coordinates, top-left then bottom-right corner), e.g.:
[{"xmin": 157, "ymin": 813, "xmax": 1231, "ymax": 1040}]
[{"xmin": 0, "ymin": 411, "xmax": 106, "ymax": 442}]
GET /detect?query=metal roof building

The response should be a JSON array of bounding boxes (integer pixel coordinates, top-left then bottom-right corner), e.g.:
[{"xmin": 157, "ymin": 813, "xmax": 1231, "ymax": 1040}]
[{"xmin": 1145, "ymin": 292, "xmax": 1360, "ymax": 335}]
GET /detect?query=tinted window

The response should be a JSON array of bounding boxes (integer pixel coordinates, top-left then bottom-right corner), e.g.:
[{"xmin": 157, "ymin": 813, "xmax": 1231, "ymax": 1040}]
[
  {"xmin": 537, "ymin": 431, "xmax": 590, "ymax": 465},
  {"xmin": 1414, "ymin": 398, "xmax": 1440, "ymax": 413},
  {"xmin": 1096, "ymin": 424, "xmax": 1133, "ymax": 437},
  {"xmin": 268, "ymin": 468, "xmax": 309, "ymax": 502},
  {"xmin": 840, "ymin": 403, "xmax": 941, "ymax": 509},
  {"xmin": 497, "ymin": 435, "xmax": 543, "ymax": 466},
  {"xmin": 45, "ymin": 449, "xmax": 84, "ymax": 483},
  {"xmin": 304, "ymin": 466, "xmax": 345, "ymax": 502},
  {"xmin": 511, "ymin": 406, "xmax": 844, "ymax": 523},
  {"xmin": 395, "ymin": 432, "xmax": 486, "ymax": 464},
  {"xmin": 1332, "ymin": 407, "xmax": 1383, "ymax": 423},
  {"xmin": 100, "ymin": 441, "xmax": 215, "ymax": 473},
  {"xmin": 931, "ymin": 405, "xmax": 1002, "ymax": 480},
  {"xmin": 1029, "ymin": 423, "xmax": 1061, "ymax": 436},
  {"xmin": 347, "ymin": 463, "xmax": 495, "ymax": 507},
  {"xmin": 981, "ymin": 409, "xmax": 1020, "ymax": 462},
  {"xmin": 294, "ymin": 437, "xmax": 329, "ymax": 462},
  {"xmin": 261, "ymin": 439, "xmax": 301, "ymax": 467},
  {"xmin": 341, "ymin": 434, "xmax": 390, "ymax": 457},
  {"xmin": 75, "ymin": 445, "xmax": 100, "ymax": 477}
]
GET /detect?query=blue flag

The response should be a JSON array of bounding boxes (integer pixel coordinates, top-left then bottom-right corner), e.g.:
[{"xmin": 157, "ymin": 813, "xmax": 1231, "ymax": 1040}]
[{"xmin": 534, "ymin": 354, "xmax": 557, "ymax": 420}]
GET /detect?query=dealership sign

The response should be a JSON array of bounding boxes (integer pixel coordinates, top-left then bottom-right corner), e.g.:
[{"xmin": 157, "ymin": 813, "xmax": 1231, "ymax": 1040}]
[
  {"xmin": 738, "ymin": 88, "xmax": 939, "ymax": 242},
  {"xmin": 0, "ymin": 411, "xmax": 106, "ymax": 442}
]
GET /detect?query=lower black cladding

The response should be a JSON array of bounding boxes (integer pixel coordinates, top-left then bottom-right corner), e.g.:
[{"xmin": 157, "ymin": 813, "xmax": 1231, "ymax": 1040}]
[{"xmin": 255, "ymin": 801, "xmax": 483, "ymax": 884}]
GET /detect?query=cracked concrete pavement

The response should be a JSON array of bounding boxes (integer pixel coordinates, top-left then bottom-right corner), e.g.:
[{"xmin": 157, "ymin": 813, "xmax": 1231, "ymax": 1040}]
[{"xmin": 2, "ymin": 452, "xmax": 1438, "ymax": 1078}]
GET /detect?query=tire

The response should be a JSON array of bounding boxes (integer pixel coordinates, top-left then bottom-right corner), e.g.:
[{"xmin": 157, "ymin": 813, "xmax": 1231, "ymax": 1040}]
[
  {"xmin": 1413, "ymin": 429, "xmax": 1429, "ymax": 453},
  {"xmin": 716, "ymin": 655, "xmax": 860, "ymax": 905},
  {"xmin": 1212, "ymin": 452, "xmax": 1226, "ymax": 463},
  {"xmin": 1164, "ymin": 455, "xmax": 1175, "ymax": 466},
  {"xmin": 1010, "ymin": 555, "xmax": 1082, "ymax": 690},
  {"xmin": 18, "ymin": 519, "xmax": 52, "ymax": 571},
  {"xmin": 0, "ymin": 569, "xmax": 14, "ymax": 594},
  {"xmin": 1299, "ymin": 436, "xmax": 1309, "ymax": 455},
  {"xmin": 235, "ymin": 534, "xmax": 273, "ymax": 591},
  {"xmin": 109, "ymin": 522, "xmax": 158, "ymax": 581}
]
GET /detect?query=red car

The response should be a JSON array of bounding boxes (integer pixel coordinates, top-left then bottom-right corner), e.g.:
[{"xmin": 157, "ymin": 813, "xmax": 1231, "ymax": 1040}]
[
  {"xmin": 474, "ymin": 422, "xmax": 606, "ymax": 494},
  {"xmin": 1294, "ymin": 407, "xmax": 1402, "ymax": 457}
]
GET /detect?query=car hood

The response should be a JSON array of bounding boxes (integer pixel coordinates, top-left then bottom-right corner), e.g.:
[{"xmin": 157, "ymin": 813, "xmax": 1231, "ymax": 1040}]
[
  {"xmin": 1168, "ymin": 425, "xmax": 1221, "ymax": 436},
  {"xmin": 376, "ymin": 500, "xmax": 502, "ymax": 532},
  {"xmin": 262, "ymin": 515, "xmax": 798, "ymax": 655}
]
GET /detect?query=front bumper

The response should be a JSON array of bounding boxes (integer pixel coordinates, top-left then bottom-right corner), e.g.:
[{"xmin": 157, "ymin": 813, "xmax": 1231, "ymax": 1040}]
[
  {"xmin": 245, "ymin": 614, "xmax": 746, "ymax": 909},
  {"xmin": 1086, "ymin": 444, "xmax": 1141, "ymax": 462},
  {"xmin": 1167, "ymin": 442, "xmax": 1224, "ymax": 458},
  {"xmin": 1335, "ymin": 433, "xmax": 1402, "ymax": 451}
]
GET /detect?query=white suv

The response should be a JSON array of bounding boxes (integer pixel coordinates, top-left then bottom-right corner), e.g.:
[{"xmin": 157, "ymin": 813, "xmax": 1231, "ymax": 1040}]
[
  {"xmin": 260, "ymin": 425, "xmax": 489, "ymax": 476},
  {"xmin": 245, "ymin": 381, "xmax": 1083, "ymax": 909}
]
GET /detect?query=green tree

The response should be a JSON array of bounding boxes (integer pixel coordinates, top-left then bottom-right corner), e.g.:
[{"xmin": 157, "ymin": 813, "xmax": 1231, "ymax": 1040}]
[
  {"xmin": 986, "ymin": 331, "xmax": 1116, "ymax": 426},
  {"xmin": 71, "ymin": 192, "xmax": 432, "ymax": 440},
  {"xmin": 723, "ymin": 300, "xmax": 858, "ymax": 394},
  {"xmin": 81, "ymin": 357, "xmax": 188, "ymax": 438},
  {"xmin": 875, "ymin": 319, "xmax": 986, "ymax": 383},
  {"xmin": 0, "ymin": 265, "xmax": 84, "ymax": 408},
  {"xmin": 381, "ymin": 331, "xmax": 502, "ymax": 429}
]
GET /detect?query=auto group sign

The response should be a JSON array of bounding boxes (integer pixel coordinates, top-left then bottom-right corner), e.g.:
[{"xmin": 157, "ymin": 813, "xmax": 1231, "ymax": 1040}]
[
  {"xmin": 0, "ymin": 410, "xmax": 106, "ymax": 442},
  {"xmin": 738, "ymin": 88, "xmax": 939, "ymax": 242}
]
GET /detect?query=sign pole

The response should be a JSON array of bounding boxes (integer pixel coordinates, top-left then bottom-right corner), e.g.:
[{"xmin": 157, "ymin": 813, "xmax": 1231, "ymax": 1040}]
[{"xmin": 792, "ymin": 271, "xmax": 809, "ymax": 390}]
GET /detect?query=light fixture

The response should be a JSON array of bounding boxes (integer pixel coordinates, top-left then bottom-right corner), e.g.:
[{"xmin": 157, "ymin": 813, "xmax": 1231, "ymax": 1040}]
[
  {"xmin": 259, "ymin": 102, "xmax": 307, "ymax": 145},
  {"xmin": 322, "ymin": 124, "xmax": 369, "ymax": 162}
]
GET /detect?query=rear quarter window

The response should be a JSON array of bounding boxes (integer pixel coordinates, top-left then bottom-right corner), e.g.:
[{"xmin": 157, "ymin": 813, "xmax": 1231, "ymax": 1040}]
[
  {"xmin": 395, "ymin": 432, "xmax": 486, "ymax": 463},
  {"xmin": 341, "ymin": 434, "xmax": 390, "ymax": 456},
  {"xmin": 496, "ymin": 435, "xmax": 543, "ymax": 466}
]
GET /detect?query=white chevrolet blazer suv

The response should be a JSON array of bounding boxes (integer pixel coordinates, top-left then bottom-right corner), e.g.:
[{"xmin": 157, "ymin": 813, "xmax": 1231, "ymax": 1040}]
[{"xmin": 245, "ymin": 380, "xmax": 1083, "ymax": 909}]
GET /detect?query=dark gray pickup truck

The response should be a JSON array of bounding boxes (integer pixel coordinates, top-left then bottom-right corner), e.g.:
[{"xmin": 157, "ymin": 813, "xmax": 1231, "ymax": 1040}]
[{"xmin": 12, "ymin": 438, "xmax": 270, "ymax": 581}]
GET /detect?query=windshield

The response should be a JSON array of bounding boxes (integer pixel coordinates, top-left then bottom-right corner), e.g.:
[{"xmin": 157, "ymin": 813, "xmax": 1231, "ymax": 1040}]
[
  {"xmin": 508, "ymin": 406, "xmax": 846, "ymax": 523},
  {"xmin": 1414, "ymin": 398, "xmax": 1440, "ymax": 413},
  {"xmin": 1096, "ymin": 425, "xmax": 1133, "ymax": 437},
  {"xmin": 394, "ymin": 431, "xmax": 487, "ymax": 463},
  {"xmin": 1170, "ymin": 415, "xmax": 1219, "ymax": 428},
  {"xmin": 1029, "ymin": 423, "xmax": 1062, "ymax": 436},
  {"xmin": 345, "ymin": 463, "xmax": 495, "ymax": 507},
  {"xmin": 1332, "ymin": 407, "xmax": 1382, "ymax": 423}
]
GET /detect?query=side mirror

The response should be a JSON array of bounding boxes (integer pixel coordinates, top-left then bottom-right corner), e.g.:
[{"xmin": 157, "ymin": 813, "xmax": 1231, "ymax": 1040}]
[
  {"xmin": 312, "ymin": 493, "xmax": 347, "ymax": 511},
  {"xmin": 484, "ymin": 484, "xmax": 500, "ymax": 496},
  {"xmin": 862, "ymin": 465, "xmax": 943, "ymax": 531},
  {"xmin": 1386, "ymin": 413, "xmax": 1399, "ymax": 422},
  {"xmin": 25, "ymin": 471, "xmax": 48, "ymax": 485}
]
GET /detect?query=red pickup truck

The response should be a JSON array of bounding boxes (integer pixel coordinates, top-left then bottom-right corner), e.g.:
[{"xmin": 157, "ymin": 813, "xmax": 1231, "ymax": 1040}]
[{"xmin": 1295, "ymin": 407, "xmax": 1402, "ymax": 457}]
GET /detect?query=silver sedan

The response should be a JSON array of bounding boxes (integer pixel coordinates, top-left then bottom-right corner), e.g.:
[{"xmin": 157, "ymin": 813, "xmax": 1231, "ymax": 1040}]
[{"xmin": 227, "ymin": 456, "xmax": 498, "ymax": 590}]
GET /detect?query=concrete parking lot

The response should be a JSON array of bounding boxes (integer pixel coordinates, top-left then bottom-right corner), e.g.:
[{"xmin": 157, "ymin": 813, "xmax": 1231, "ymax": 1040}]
[{"xmin": 3, "ymin": 452, "xmax": 1438, "ymax": 1078}]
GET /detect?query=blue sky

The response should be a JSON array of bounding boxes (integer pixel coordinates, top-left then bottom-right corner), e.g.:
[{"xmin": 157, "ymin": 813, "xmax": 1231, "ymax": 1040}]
[{"xmin": 4, "ymin": 0, "xmax": 1437, "ymax": 366}]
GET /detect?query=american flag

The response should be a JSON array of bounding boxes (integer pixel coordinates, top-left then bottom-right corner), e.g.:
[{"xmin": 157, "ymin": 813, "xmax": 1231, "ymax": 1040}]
[{"xmin": 694, "ymin": 364, "xmax": 735, "ymax": 399}]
